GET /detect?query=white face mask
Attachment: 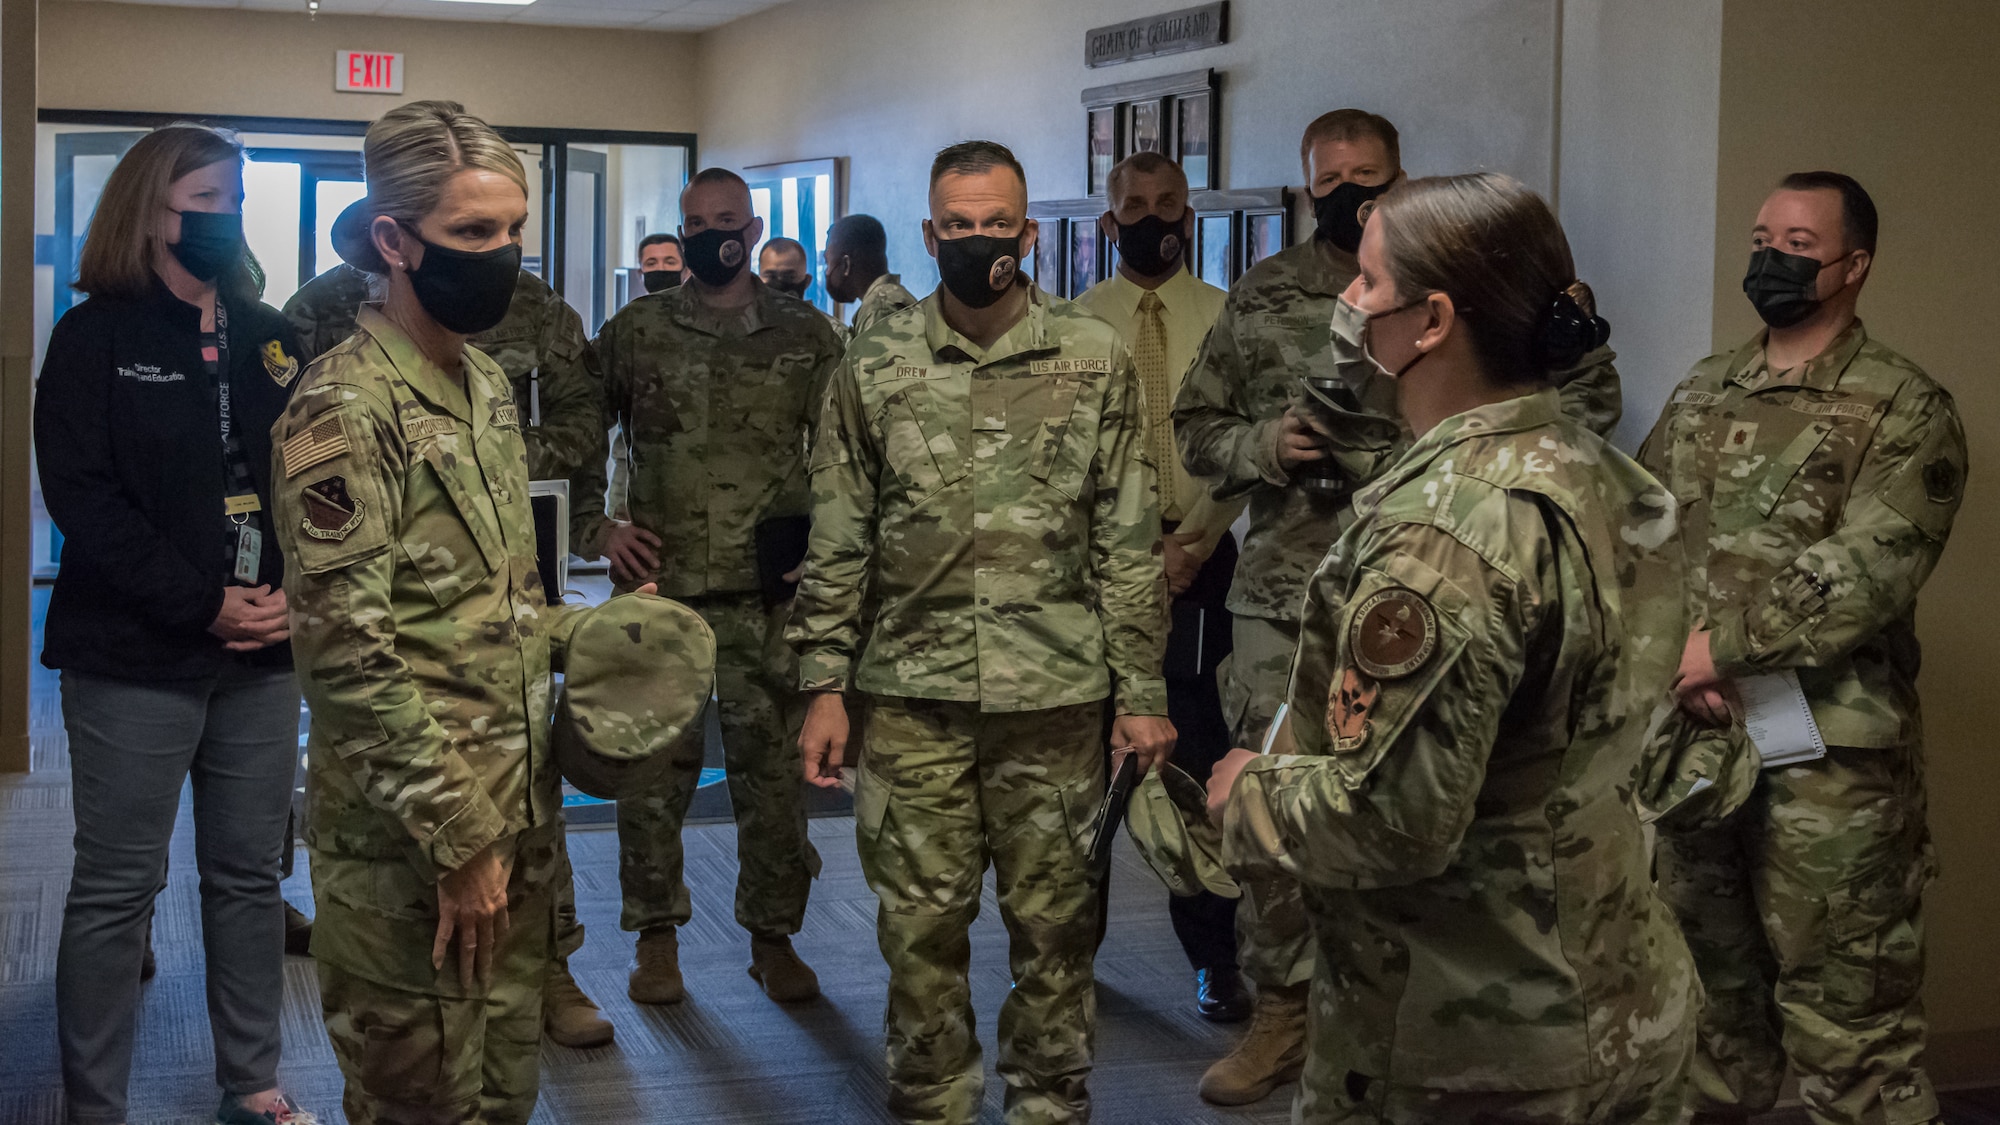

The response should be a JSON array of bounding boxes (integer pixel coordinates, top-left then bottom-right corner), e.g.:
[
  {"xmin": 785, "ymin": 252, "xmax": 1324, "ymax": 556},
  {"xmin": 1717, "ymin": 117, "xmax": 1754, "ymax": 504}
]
[{"xmin": 1330, "ymin": 294, "xmax": 1428, "ymax": 380}]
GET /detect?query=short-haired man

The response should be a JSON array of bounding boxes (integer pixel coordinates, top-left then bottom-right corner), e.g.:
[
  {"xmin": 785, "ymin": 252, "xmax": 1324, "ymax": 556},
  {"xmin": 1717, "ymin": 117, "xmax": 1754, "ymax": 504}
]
[
  {"xmin": 1076, "ymin": 151, "xmax": 1249, "ymax": 1023},
  {"xmin": 1172, "ymin": 109, "xmax": 1623, "ymax": 1105},
  {"xmin": 638, "ymin": 232, "xmax": 683, "ymax": 293},
  {"xmin": 283, "ymin": 199, "xmax": 615, "ymax": 1049},
  {"xmin": 576, "ymin": 167, "xmax": 846, "ymax": 1009},
  {"xmin": 1641, "ymin": 172, "xmax": 1964, "ymax": 1125},
  {"xmin": 791, "ymin": 140, "xmax": 1174, "ymax": 1124},
  {"xmin": 758, "ymin": 236, "xmax": 814, "ymax": 299},
  {"xmin": 823, "ymin": 213, "xmax": 918, "ymax": 335}
]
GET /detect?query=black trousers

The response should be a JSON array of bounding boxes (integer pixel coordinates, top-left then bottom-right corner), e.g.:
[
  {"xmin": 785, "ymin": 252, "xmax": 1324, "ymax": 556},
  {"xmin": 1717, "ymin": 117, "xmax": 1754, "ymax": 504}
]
[
  {"xmin": 1161, "ymin": 530, "xmax": 1239, "ymax": 973},
  {"xmin": 1096, "ymin": 530, "xmax": 1241, "ymax": 970}
]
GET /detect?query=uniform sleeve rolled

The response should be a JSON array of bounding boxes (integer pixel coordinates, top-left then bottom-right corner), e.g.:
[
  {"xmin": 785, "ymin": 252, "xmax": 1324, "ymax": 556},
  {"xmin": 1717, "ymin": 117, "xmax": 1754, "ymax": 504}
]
[
  {"xmin": 1223, "ymin": 526, "xmax": 1529, "ymax": 889},
  {"xmin": 785, "ymin": 359, "xmax": 879, "ymax": 691},
  {"xmin": 1709, "ymin": 382, "xmax": 1967, "ymax": 676},
  {"xmin": 1173, "ymin": 305, "xmax": 1290, "ymax": 499},
  {"xmin": 277, "ymin": 386, "xmax": 509, "ymax": 874},
  {"xmin": 33, "ymin": 316, "xmax": 226, "ymax": 634},
  {"xmin": 1093, "ymin": 350, "xmax": 1169, "ymax": 716}
]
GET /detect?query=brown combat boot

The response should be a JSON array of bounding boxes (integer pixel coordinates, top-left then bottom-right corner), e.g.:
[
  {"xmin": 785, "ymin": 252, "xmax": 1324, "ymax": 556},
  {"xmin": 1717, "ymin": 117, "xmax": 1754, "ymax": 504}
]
[
  {"xmin": 1197, "ymin": 981, "xmax": 1307, "ymax": 1106},
  {"xmin": 627, "ymin": 928, "xmax": 686, "ymax": 1005},
  {"xmin": 544, "ymin": 960, "xmax": 614, "ymax": 1048},
  {"xmin": 747, "ymin": 935, "xmax": 820, "ymax": 1003}
]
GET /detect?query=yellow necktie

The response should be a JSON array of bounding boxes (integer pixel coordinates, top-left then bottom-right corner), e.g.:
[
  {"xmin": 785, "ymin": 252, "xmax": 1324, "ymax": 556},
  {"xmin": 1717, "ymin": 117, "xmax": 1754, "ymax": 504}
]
[{"xmin": 1134, "ymin": 290, "xmax": 1181, "ymax": 521}]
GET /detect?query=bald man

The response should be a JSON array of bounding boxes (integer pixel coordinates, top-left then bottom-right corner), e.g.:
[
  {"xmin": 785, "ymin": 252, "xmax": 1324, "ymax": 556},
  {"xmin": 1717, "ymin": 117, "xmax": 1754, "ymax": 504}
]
[{"xmin": 574, "ymin": 168, "xmax": 845, "ymax": 1009}]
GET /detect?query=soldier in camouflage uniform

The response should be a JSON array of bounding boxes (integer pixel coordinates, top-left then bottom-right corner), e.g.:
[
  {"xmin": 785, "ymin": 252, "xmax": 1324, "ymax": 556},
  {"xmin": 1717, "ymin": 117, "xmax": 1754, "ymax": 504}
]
[
  {"xmin": 574, "ymin": 167, "xmax": 844, "ymax": 1007},
  {"xmin": 825, "ymin": 213, "xmax": 921, "ymax": 336},
  {"xmin": 1171, "ymin": 110, "xmax": 1625, "ymax": 1106},
  {"xmin": 284, "ymin": 216, "xmax": 615, "ymax": 1048},
  {"xmin": 1640, "ymin": 174, "xmax": 1964, "ymax": 1125},
  {"xmin": 273, "ymin": 100, "xmax": 583, "ymax": 1123},
  {"xmin": 1209, "ymin": 172, "xmax": 1696, "ymax": 1124},
  {"xmin": 789, "ymin": 141, "xmax": 1172, "ymax": 1125}
]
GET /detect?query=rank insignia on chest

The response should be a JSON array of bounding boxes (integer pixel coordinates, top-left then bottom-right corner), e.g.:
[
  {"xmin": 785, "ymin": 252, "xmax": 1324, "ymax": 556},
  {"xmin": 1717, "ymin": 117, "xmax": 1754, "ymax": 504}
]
[
  {"xmin": 301, "ymin": 475, "xmax": 364, "ymax": 541},
  {"xmin": 1349, "ymin": 586, "xmax": 1438, "ymax": 679},
  {"xmin": 1724, "ymin": 421, "xmax": 1760, "ymax": 452},
  {"xmin": 261, "ymin": 340, "xmax": 300, "ymax": 387}
]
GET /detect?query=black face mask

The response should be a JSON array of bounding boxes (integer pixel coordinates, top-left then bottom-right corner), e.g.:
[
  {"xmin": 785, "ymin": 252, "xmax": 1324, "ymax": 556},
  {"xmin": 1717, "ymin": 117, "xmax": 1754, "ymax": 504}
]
[
  {"xmin": 765, "ymin": 271, "xmax": 811, "ymax": 299},
  {"xmin": 1115, "ymin": 213, "xmax": 1187, "ymax": 277},
  {"xmin": 642, "ymin": 269, "xmax": 682, "ymax": 294},
  {"xmin": 1313, "ymin": 180, "xmax": 1393, "ymax": 255},
  {"xmin": 934, "ymin": 233, "xmax": 1023, "ymax": 309},
  {"xmin": 403, "ymin": 228, "xmax": 521, "ymax": 335},
  {"xmin": 1742, "ymin": 246, "xmax": 1847, "ymax": 329},
  {"xmin": 169, "ymin": 210, "xmax": 246, "ymax": 282},
  {"xmin": 682, "ymin": 226, "xmax": 750, "ymax": 287}
]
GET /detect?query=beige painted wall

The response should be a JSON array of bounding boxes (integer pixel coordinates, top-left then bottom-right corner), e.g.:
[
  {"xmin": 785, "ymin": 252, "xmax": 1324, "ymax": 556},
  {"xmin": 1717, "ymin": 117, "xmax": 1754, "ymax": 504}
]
[
  {"xmin": 37, "ymin": 1, "xmax": 701, "ymax": 133},
  {"xmin": 695, "ymin": 0, "xmax": 1563, "ymax": 295},
  {"xmin": 1715, "ymin": 0, "xmax": 2000, "ymax": 1039}
]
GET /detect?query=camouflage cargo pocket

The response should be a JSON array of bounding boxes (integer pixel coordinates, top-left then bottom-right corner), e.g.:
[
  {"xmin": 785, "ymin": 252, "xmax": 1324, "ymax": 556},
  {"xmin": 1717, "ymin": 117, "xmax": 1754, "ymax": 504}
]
[
  {"xmin": 400, "ymin": 446, "xmax": 499, "ymax": 607},
  {"xmin": 1027, "ymin": 376, "xmax": 1090, "ymax": 502},
  {"xmin": 877, "ymin": 384, "xmax": 965, "ymax": 505},
  {"xmin": 1821, "ymin": 843, "xmax": 1932, "ymax": 1010},
  {"xmin": 352, "ymin": 989, "xmax": 482, "ymax": 1110}
]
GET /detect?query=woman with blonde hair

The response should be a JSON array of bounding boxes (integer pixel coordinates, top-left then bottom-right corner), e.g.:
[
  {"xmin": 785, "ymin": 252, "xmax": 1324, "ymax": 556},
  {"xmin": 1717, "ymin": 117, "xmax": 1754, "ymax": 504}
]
[
  {"xmin": 1207, "ymin": 172, "xmax": 1697, "ymax": 1123},
  {"xmin": 271, "ymin": 98, "xmax": 583, "ymax": 1125},
  {"xmin": 35, "ymin": 122, "xmax": 313, "ymax": 1125}
]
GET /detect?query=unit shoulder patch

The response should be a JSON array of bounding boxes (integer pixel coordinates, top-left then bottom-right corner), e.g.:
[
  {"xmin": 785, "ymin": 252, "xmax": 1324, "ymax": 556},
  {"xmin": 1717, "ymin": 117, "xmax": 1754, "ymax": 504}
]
[
  {"xmin": 1924, "ymin": 456, "xmax": 1961, "ymax": 504},
  {"xmin": 1327, "ymin": 666, "xmax": 1380, "ymax": 753},
  {"xmin": 301, "ymin": 475, "xmax": 365, "ymax": 541},
  {"xmin": 261, "ymin": 339, "xmax": 301, "ymax": 387},
  {"xmin": 282, "ymin": 413, "xmax": 350, "ymax": 478},
  {"xmin": 1348, "ymin": 586, "xmax": 1438, "ymax": 680}
]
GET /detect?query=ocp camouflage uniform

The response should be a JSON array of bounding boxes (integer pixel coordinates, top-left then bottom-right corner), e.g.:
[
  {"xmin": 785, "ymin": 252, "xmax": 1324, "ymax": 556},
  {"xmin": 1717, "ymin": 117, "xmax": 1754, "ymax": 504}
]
[
  {"xmin": 787, "ymin": 282, "xmax": 1168, "ymax": 1124},
  {"xmin": 274, "ymin": 305, "xmax": 585, "ymax": 1125},
  {"xmin": 575, "ymin": 279, "xmax": 843, "ymax": 941},
  {"xmin": 849, "ymin": 272, "xmax": 921, "ymax": 336},
  {"xmin": 1224, "ymin": 388, "xmax": 1697, "ymax": 1123},
  {"xmin": 284, "ymin": 266, "xmax": 607, "ymax": 969},
  {"xmin": 1638, "ymin": 321, "xmax": 1966, "ymax": 1125},
  {"xmin": 1171, "ymin": 236, "xmax": 1626, "ymax": 991}
]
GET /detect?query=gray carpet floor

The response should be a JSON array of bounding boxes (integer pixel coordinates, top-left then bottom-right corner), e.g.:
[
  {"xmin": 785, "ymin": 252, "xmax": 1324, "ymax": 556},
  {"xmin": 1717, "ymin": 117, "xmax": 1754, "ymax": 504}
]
[{"xmin": 8, "ymin": 585, "xmax": 1997, "ymax": 1124}]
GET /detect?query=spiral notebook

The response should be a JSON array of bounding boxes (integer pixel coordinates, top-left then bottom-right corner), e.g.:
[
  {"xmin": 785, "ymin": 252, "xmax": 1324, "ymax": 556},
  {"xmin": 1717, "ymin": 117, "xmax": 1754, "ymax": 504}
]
[{"xmin": 1737, "ymin": 669, "xmax": 1827, "ymax": 768}]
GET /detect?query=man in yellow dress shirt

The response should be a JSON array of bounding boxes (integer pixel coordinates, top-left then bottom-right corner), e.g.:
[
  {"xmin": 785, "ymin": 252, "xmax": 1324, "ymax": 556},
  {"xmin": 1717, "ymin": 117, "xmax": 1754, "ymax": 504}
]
[{"xmin": 1077, "ymin": 152, "xmax": 1248, "ymax": 1022}]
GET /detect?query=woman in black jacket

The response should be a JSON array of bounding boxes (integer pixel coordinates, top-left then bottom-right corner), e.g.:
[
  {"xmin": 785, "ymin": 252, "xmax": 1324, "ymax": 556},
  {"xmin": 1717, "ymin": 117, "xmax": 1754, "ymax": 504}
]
[{"xmin": 34, "ymin": 124, "xmax": 314, "ymax": 1125}]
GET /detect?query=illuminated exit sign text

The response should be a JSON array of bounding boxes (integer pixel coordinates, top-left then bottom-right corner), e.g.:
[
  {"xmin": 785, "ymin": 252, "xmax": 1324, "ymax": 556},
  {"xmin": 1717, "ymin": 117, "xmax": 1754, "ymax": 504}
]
[{"xmin": 336, "ymin": 50, "xmax": 404, "ymax": 94}]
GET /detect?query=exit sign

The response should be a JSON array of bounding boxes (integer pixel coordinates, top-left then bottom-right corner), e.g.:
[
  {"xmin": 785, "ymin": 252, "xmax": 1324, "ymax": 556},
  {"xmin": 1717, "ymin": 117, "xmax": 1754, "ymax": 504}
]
[{"xmin": 336, "ymin": 50, "xmax": 404, "ymax": 94}]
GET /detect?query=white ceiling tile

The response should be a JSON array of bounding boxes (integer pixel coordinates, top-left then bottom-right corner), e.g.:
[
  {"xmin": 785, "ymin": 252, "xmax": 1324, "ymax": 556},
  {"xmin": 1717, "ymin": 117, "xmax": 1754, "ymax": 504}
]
[
  {"xmin": 509, "ymin": 5, "xmax": 665, "ymax": 25},
  {"xmin": 90, "ymin": 0, "xmax": 806, "ymax": 28}
]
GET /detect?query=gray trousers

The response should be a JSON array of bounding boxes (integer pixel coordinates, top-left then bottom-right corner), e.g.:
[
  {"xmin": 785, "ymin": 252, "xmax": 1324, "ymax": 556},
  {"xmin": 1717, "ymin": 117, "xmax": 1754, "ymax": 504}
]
[{"xmin": 57, "ymin": 665, "xmax": 299, "ymax": 1125}]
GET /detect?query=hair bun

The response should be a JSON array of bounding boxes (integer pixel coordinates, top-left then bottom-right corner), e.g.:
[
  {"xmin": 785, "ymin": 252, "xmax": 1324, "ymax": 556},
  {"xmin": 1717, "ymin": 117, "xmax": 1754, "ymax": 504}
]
[{"xmin": 1534, "ymin": 280, "xmax": 1611, "ymax": 371}]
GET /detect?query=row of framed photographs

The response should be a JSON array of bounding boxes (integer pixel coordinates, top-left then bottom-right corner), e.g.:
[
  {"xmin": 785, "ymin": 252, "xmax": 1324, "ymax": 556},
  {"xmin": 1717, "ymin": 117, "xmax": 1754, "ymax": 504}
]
[
  {"xmin": 1029, "ymin": 187, "xmax": 1292, "ymax": 301},
  {"xmin": 1085, "ymin": 69, "xmax": 1220, "ymax": 196}
]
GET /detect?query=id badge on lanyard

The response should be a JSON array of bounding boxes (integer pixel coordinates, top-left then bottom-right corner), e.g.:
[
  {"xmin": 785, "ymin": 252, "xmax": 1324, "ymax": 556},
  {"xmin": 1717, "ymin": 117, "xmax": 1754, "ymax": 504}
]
[{"xmin": 215, "ymin": 299, "xmax": 263, "ymax": 585}]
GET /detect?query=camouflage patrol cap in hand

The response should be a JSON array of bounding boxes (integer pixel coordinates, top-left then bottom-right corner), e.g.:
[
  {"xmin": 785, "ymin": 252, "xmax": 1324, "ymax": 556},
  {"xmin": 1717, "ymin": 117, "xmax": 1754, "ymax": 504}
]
[
  {"xmin": 1126, "ymin": 762, "xmax": 1241, "ymax": 899},
  {"xmin": 554, "ymin": 593, "xmax": 717, "ymax": 800}
]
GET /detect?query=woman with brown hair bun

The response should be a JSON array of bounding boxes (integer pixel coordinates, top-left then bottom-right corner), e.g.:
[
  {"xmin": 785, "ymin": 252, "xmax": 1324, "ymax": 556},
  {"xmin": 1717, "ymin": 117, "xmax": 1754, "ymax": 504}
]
[
  {"xmin": 35, "ymin": 122, "xmax": 313, "ymax": 1125},
  {"xmin": 1206, "ymin": 172, "xmax": 1698, "ymax": 1123}
]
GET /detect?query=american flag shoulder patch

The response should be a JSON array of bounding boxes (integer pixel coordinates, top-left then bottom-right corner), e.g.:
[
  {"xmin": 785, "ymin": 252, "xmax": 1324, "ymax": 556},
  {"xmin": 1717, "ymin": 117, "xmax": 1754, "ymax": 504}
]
[{"xmin": 282, "ymin": 413, "xmax": 351, "ymax": 478}]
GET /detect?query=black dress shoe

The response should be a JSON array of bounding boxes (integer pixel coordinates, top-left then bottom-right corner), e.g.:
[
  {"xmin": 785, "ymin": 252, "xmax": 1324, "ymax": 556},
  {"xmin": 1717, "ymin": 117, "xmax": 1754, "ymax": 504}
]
[{"xmin": 1195, "ymin": 967, "xmax": 1252, "ymax": 1023}]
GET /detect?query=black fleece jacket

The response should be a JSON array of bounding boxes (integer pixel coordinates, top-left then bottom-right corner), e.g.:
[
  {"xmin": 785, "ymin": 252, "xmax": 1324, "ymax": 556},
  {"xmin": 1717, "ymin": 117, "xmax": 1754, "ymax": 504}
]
[{"xmin": 35, "ymin": 276, "xmax": 303, "ymax": 679}]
